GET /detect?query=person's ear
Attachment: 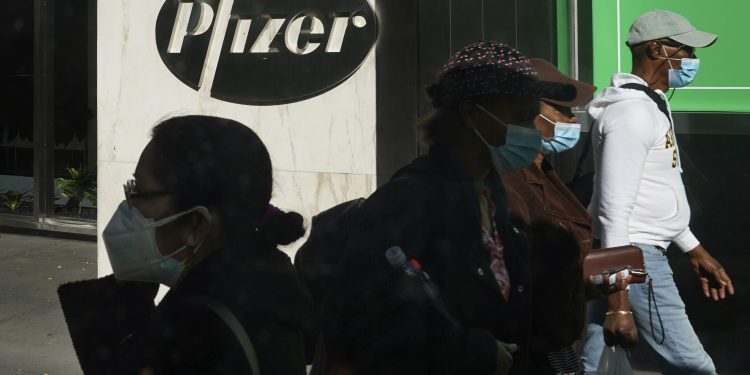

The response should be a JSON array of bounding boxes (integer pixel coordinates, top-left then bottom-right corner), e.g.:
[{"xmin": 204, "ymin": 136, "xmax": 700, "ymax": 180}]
[
  {"xmin": 184, "ymin": 207, "xmax": 212, "ymax": 247},
  {"xmin": 646, "ymin": 41, "xmax": 663, "ymax": 60},
  {"xmin": 458, "ymin": 100, "xmax": 479, "ymax": 129}
]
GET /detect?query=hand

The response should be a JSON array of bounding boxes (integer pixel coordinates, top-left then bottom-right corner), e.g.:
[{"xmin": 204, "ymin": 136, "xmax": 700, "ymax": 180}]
[
  {"xmin": 603, "ymin": 312, "xmax": 638, "ymax": 348},
  {"xmin": 587, "ymin": 270, "xmax": 633, "ymax": 299},
  {"xmin": 494, "ymin": 340, "xmax": 518, "ymax": 375},
  {"xmin": 687, "ymin": 245, "xmax": 734, "ymax": 301}
]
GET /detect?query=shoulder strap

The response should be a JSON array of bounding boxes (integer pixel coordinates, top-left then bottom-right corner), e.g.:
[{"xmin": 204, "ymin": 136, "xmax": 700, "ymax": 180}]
[
  {"xmin": 619, "ymin": 83, "xmax": 671, "ymax": 124},
  {"xmin": 192, "ymin": 296, "xmax": 261, "ymax": 375}
]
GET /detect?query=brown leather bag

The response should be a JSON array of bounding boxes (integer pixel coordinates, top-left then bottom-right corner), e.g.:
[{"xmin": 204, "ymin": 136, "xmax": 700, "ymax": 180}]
[{"xmin": 583, "ymin": 245, "xmax": 647, "ymax": 284}]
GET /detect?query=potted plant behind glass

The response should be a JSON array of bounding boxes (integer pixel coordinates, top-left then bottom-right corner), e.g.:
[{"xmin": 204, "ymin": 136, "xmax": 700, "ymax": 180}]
[
  {"xmin": 0, "ymin": 189, "xmax": 33, "ymax": 212},
  {"xmin": 56, "ymin": 166, "xmax": 96, "ymax": 217}
]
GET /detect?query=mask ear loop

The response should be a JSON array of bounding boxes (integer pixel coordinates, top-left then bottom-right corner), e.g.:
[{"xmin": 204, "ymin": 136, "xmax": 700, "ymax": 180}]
[
  {"xmin": 475, "ymin": 103, "xmax": 510, "ymax": 127},
  {"xmin": 473, "ymin": 128, "xmax": 492, "ymax": 148},
  {"xmin": 644, "ymin": 42, "xmax": 673, "ymax": 90},
  {"xmin": 152, "ymin": 208, "xmax": 211, "ymax": 265},
  {"xmin": 186, "ymin": 207, "xmax": 212, "ymax": 255},
  {"xmin": 146, "ymin": 243, "xmax": 191, "ymax": 265},
  {"xmin": 661, "ymin": 45, "xmax": 676, "ymax": 70},
  {"xmin": 189, "ymin": 241, "xmax": 205, "ymax": 256},
  {"xmin": 173, "ymin": 207, "xmax": 212, "ymax": 262},
  {"xmin": 538, "ymin": 113, "xmax": 556, "ymax": 126},
  {"xmin": 472, "ymin": 104, "xmax": 507, "ymax": 148},
  {"xmin": 660, "ymin": 44, "xmax": 681, "ymax": 99},
  {"xmin": 539, "ymin": 113, "xmax": 557, "ymax": 134},
  {"xmin": 537, "ymin": 114, "xmax": 557, "ymax": 143}
]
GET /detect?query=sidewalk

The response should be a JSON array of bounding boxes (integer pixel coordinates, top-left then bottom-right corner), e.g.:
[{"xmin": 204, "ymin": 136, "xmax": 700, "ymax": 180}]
[
  {"xmin": 0, "ymin": 232, "xmax": 741, "ymax": 374},
  {"xmin": 0, "ymin": 232, "xmax": 95, "ymax": 375}
]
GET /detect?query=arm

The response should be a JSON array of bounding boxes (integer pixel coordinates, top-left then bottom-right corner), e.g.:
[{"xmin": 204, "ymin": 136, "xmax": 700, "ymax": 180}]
[
  {"xmin": 603, "ymin": 288, "xmax": 638, "ymax": 348},
  {"xmin": 585, "ymin": 272, "xmax": 638, "ymax": 347},
  {"xmin": 59, "ymin": 276, "xmax": 235, "ymax": 374},
  {"xmin": 673, "ymin": 226, "xmax": 700, "ymax": 253},
  {"xmin": 596, "ymin": 101, "xmax": 658, "ymax": 249},
  {"xmin": 671, "ymin": 213, "xmax": 733, "ymax": 301},
  {"xmin": 57, "ymin": 275, "xmax": 159, "ymax": 374},
  {"xmin": 115, "ymin": 302, "xmax": 307, "ymax": 375}
]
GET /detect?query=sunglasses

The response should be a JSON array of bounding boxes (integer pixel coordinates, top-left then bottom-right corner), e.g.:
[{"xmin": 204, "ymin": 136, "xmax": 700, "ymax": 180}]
[
  {"xmin": 542, "ymin": 100, "xmax": 575, "ymax": 118},
  {"xmin": 658, "ymin": 40, "xmax": 696, "ymax": 59}
]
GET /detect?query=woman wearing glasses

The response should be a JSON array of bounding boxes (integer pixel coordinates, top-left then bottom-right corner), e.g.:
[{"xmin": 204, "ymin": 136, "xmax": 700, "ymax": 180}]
[{"xmin": 58, "ymin": 116, "xmax": 312, "ymax": 374}]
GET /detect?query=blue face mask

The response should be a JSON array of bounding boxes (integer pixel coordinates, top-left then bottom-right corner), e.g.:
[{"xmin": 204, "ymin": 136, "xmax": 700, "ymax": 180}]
[
  {"xmin": 538, "ymin": 114, "xmax": 581, "ymax": 153},
  {"xmin": 474, "ymin": 104, "xmax": 543, "ymax": 173},
  {"xmin": 661, "ymin": 46, "xmax": 700, "ymax": 88}
]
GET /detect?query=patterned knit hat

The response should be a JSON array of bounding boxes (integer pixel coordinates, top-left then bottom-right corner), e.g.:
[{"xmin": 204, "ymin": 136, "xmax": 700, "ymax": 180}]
[{"xmin": 427, "ymin": 41, "xmax": 576, "ymax": 108}]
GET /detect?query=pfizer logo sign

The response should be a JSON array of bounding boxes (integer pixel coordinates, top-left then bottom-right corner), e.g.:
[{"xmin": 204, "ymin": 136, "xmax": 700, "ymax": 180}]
[{"xmin": 155, "ymin": 0, "xmax": 378, "ymax": 105}]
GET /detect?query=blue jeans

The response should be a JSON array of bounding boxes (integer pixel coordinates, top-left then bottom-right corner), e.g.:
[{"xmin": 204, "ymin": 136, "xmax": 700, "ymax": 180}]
[{"xmin": 580, "ymin": 243, "xmax": 716, "ymax": 374}]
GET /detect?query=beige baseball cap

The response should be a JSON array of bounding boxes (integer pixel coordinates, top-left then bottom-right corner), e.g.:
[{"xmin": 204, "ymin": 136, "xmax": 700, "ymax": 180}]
[{"xmin": 627, "ymin": 9, "xmax": 718, "ymax": 48}]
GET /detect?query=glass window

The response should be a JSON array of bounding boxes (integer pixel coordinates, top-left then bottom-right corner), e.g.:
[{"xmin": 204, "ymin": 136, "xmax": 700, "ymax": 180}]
[
  {"xmin": 0, "ymin": 0, "xmax": 96, "ymax": 223},
  {"xmin": 52, "ymin": 0, "xmax": 97, "ymax": 220},
  {"xmin": 0, "ymin": 2, "xmax": 35, "ymax": 216}
]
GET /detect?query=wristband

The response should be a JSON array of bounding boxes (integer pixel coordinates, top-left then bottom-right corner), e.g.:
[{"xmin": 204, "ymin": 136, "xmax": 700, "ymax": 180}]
[{"xmin": 605, "ymin": 310, "xmax": 633, "ymax": 316}]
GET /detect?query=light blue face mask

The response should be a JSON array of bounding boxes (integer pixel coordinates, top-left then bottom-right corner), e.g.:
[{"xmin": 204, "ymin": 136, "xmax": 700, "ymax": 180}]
[
  {"xmin": 661, "ymin": 46, "xmax": 700, "ymax": 88},
  {"xmin": 538, "ymin": 114, "xmax": 581, "ymax": 153},
  {"xmin": 474, "ymin": 104, "xmax": 543, "ymax": 173}
]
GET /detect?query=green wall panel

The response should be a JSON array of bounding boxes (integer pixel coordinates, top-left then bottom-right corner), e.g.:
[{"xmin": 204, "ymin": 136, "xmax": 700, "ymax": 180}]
[{"xmin": 556, "ymin": 0, "xmax": 570, "ymax": 75}]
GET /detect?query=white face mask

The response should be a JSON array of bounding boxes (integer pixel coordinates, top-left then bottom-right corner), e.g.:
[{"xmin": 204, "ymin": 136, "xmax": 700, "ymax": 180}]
[{"xmin": 103, "ymin": 201, "xmax": 209, "ymax": 287}]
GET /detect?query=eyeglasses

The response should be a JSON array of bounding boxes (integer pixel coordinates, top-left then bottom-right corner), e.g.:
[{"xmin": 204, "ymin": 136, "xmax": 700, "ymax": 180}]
[{"xmin": 124, "ymin": 179, "xmax": 170, "ymax": 206}]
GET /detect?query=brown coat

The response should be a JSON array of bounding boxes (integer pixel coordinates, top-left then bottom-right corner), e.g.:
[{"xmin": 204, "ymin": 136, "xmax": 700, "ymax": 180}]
[
  {"xmin": 501, "ymin": 158, "xmax": 592, "ymax": 351},
  {"xmin": 502, "ymin": 159, "xmax": 592, "ymax": 256}
]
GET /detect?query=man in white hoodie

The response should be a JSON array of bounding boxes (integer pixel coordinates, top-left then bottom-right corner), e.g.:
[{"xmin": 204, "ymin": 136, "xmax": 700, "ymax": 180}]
[{"xmin": 580, "ymin": 10, "xmax": 734, "ymax": 374}]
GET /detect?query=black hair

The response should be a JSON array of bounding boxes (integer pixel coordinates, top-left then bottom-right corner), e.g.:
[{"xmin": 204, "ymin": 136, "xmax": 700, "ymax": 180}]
[
  {"xmin": 418, "ymin": 106, "xmax": 461, "ymax": 148},
  {"xmin": 258, "ymin": 206, "xmax": 306, "ymax": 246},
  {"xmin": 150, "ymin": 115, "xmax": 305, "ymax": 246}
]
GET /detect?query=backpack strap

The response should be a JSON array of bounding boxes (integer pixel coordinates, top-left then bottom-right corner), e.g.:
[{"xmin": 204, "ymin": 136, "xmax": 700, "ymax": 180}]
[
  {"xmin": 619, "ymin": 83, "xmax": 672, "ymax": 125},
  {"xmin": 191, "ymin": 296, "xmax": 262, "ymax": 375},
  {"xmin": 619, "ymin": 82, "xmax": 684, "ymax": 171}
]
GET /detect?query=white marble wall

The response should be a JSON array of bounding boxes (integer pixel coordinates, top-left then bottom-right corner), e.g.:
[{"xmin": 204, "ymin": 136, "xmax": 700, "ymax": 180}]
[{"xmin": 97, "ymin": 0, "xmax": 377, "ymax": 275}]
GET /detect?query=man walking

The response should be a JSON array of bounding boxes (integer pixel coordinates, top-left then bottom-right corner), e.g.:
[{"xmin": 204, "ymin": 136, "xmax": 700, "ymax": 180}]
[{"xmin": 581, "ymin": 10, "xmax": 734, "ymax": 374}]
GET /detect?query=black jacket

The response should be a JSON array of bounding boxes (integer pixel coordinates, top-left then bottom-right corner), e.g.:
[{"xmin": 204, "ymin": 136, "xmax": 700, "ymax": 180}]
[
  {"xmin": 58, "ymin": 239, "xmax": 313, "ymax": 374},
  {"xmin": 321, "ymin": 147, "xmax": 532, "ymax": 375}
]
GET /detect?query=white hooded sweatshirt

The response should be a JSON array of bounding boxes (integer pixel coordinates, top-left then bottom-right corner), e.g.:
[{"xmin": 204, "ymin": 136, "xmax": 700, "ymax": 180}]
[{"xmin": 587, "ymin": 73, "xmax": 699, "ymax": 252}]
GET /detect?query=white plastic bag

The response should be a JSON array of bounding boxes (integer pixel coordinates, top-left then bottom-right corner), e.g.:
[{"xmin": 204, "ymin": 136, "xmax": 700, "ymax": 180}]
[{"xmin": 596, "ymin": 345, "xmax": 632, "ymax": 375}]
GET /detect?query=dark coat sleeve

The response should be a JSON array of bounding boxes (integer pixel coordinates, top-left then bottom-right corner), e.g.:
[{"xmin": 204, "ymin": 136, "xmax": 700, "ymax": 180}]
[
  {"xmin": 58, "ymin": 276, "xmax": 235, "ymax": 374},
  {"xmin": 116, "ymin": 299, "xmax": 306, "ymax": 375},
  {"xmin": 322, "ymin": 175, "xmax": 499, "ymax": 375},
  {"xmin": 57, "ymin": 275, "xmax": 159, "ymax": 374}
]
